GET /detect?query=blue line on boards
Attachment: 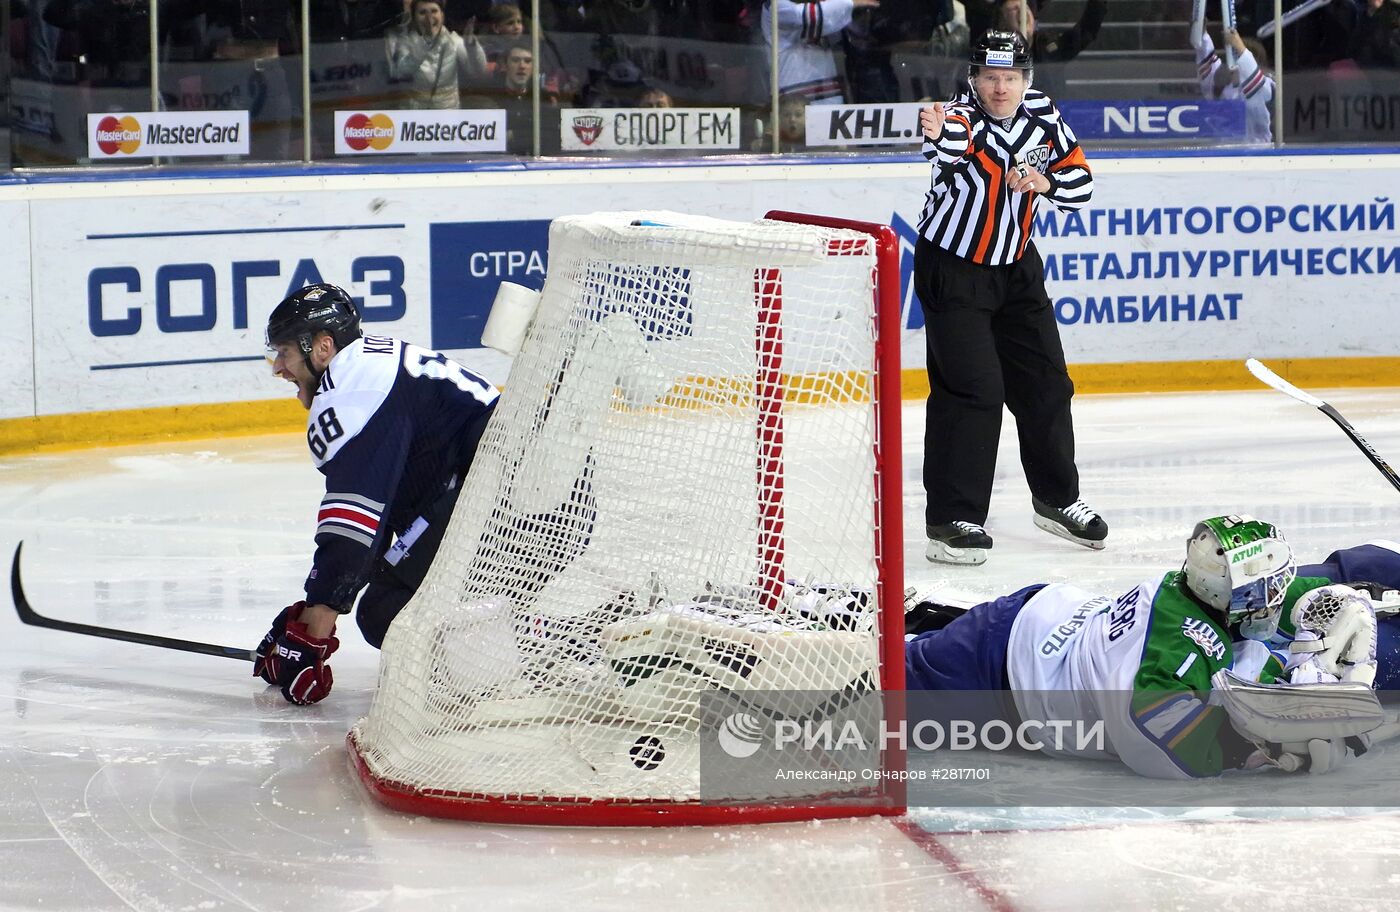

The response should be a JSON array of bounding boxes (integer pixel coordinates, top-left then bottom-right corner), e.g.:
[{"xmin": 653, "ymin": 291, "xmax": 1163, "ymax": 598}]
[{"xmin": 86, "ymin": 224, "xmax": 407, "ymax": 241}]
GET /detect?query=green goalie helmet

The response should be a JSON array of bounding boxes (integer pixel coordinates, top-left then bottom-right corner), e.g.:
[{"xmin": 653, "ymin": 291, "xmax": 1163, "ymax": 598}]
[{"xmin": 1183, "ymin": 515, "xmax": 1296, "ymax": 622}]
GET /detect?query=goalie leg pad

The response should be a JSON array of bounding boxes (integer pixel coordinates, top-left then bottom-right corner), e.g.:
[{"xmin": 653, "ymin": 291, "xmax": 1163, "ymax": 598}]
[{"xmin": 1211, "ymin": 668, "xmax": 1385, "ymax": 745}]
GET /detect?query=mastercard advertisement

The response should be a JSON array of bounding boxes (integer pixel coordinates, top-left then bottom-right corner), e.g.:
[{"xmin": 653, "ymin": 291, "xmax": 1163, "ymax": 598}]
[
  {"xmin": 87, "ymin": 111, "xmax": 249, "ymax": 159},
  {"xmin": 334, "ymin": 110, "xmax": 506, "ymax": 155}
]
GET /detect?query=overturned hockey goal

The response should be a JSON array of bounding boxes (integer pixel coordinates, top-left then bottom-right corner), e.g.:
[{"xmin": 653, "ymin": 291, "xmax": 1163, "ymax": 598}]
[{"xmin": 349, "ymin": 210, "xmax": 904, "ymax": 825}]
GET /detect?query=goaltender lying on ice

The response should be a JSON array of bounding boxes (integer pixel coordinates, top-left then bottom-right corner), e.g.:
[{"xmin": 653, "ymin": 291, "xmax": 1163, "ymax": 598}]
[{"xmin": 903, "ymin": 515, "xmax": 1400, "ymax": 779}]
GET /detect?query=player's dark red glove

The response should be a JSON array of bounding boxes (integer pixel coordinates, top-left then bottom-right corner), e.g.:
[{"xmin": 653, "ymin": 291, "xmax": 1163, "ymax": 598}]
[
  {"xmin": 253, "ymin": 602, "xmax": 303, "ymax": 684},
  {"xmin": 272, "ymin": 622, "xmax": 339, "ymax": 705},
  {"xmin": 253, "ymin": 604, "xmax": 340, "ymax": 705}
]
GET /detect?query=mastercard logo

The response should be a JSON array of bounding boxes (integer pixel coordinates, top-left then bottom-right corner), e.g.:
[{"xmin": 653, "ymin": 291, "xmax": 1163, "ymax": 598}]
[
  {"xmin": 95, "ymin": 115, "xmax": 142, "ymax": 155},
  {"xmin": 343, "ymin": 113, "xmax": 395, "ymax": 151}
]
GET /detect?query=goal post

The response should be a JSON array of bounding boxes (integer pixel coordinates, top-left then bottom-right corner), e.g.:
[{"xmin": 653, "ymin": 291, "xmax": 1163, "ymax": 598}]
[
  {"xmin": 349, "ymin": 210, "xmax": 906, "ymax": 825},
  {"xmin": 765, "ymin": 209, "xmax": 905, "ymax": 702}
]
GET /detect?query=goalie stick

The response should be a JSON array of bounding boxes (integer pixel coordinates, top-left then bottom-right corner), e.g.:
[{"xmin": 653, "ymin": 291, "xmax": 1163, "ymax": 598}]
[
  {"xmin": 10, "ymin": 542, "xmax": 256, "ymax": 662},
  {"xmin": 1245, "ymin": 358, "xmax": 1400, "ymax": 495}
]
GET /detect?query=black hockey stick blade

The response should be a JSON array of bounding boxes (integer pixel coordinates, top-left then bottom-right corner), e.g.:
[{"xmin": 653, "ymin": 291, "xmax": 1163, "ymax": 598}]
[
  {"xmin": 1245, "ymin": 358, "xmax": 1400, "ymax": 495},
  {"xmin": 10, "ymin": 542, "xmax": 256, "ymax": 662}
]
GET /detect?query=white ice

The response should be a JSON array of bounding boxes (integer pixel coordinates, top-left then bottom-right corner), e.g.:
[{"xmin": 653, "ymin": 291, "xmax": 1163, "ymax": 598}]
[{"xmin": 4, "ymin": 387, "xmax": 1400, "ymax": 911}]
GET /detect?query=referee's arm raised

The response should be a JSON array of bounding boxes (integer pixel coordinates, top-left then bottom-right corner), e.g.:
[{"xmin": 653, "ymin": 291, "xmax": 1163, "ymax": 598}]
[{"xmin": 919, "ymin": 102, "xmax": 978, "ymax": 171}]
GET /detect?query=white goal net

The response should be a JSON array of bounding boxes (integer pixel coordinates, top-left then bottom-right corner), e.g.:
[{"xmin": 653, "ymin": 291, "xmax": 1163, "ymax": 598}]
[{"xmin": 350, "ymin": 211, "xmax": 904, "ymax": 824}]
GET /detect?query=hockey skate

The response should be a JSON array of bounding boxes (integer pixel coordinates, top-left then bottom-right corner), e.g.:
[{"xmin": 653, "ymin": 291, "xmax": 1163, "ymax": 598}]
[
  {"xmin": 1032, "ymin": 497, "xmax": 1108, "ymax": 550},
  {"xmin": 925, "ymin": 522, "xmax": 992, "ymax": 566}
]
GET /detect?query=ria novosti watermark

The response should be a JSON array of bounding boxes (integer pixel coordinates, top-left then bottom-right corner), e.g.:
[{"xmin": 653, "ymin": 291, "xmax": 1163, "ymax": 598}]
[
  {"xmin": 717, "ymin": 709, "xmax": 1105, "ymax": 759},
  {"xmin": 698, "ymin": 690, "xmax": 1400, "ymax": 808}
]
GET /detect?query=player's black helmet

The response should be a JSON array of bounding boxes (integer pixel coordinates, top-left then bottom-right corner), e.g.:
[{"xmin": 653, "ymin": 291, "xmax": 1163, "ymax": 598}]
[
  {"xmin": 970, "ymin": 30, "xmax": 1033, "ymax": 71},
  {"xmin": 266, "ymin": 283, "xmax": 362, "ymax": 355}
]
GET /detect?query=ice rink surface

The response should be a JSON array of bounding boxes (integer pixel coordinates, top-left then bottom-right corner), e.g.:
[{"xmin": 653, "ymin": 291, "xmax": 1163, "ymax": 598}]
[{"xmin": 4, "ymin": 386, "xmax": 1400, "ymax": 911}]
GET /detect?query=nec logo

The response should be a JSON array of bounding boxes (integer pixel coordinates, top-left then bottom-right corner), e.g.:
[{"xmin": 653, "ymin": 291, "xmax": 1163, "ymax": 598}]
[
  {"xmin": 1102, "ymin": 104, "xmax": 1202, "ymax": 135},
  {"xmin": 1058, "ymin": 99, "xmax": 1244, "ymax": 140}
]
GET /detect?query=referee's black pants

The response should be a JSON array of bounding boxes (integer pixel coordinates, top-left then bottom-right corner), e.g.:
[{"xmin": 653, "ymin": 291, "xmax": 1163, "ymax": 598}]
[{"xmin": 914, "ymin": 237, "xmax": 1080, "ymax": 529}]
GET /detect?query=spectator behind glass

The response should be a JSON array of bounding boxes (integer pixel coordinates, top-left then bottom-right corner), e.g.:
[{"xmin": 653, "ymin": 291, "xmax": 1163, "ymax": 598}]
[
  {"xmin": 962, "ymin": 0, "xmax": 1006, "ymax": 38},
  {"xmin": 43, "ymin": 0, "xmax": 151, "ymax": 91},
  {"xmin": 1192, "ymin": 27, "xmax": 1275, "ymax": 143},
  {"xmin": 639, "ymin": 87, "xmax": 673, "ymax": 107},
  {"xmin": 999, "ymin": 0, "xmax": 1105, "ymax": 62},
  {"xmin": 500, "ymin": 41, "xmax": 535, "ymax": 93},
  {"xmin": 580, "ymin": 58, "xmax": 649, "ymax": 107},
  {"xmin": 760, "ymin": 0, "xmax": 881, "ymax": 105},
  {"xmin": 201, "ymin": 0, "xmax": 301, "ymax": 56},
  {"xmin": 311, "ymin": 0, "xmax": 405, "ymax": 40},
  {"xmin": 1249, "ymin": 0, "xmax": 1358, "ymax": 69},
  {"xmin": 478, "ymin": 3, "xmax": 525, "ymax": 74},
  {"xmin": 17, "ymin": 0, "xmax": 64, "ymax": 81},
  {"xmin": 158, "ymin": 1, "xmax": 301, "ymax": 161},
  {"xmin": 1352, "ymin": 0, "xmax": 1400, "ymax": 68},
  {"xmin": 464, "ymin": 41, "xmax": 561, "ymax": 154},
  {"xmin": 845, "ymin": 0, "xmax": 953, "ymax": 102},
  {"xmin": 752, "ymin": 91, "xmax": 813, "ymax": 151},
  {"xmin": 484, "ymin": 2, "xmax": 525, "ymax": 37},
  {"xmin": 386, "ymin": 0, "xmax": 488, "ymax": 108},
  {"xmin": 308, "ymin": 0, "xmax": 406, "ymax": 155},
  {"xmin": 476, "ymin": 2, "xmax": 576, "ymax": 102},
  {"xmin": 990, "ymin": 0, "xmax": 1104, "ymax": 96}
]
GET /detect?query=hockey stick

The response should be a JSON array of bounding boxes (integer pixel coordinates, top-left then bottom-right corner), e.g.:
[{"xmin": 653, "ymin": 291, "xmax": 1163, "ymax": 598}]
[
  {"xmin": 10, "ymin": 542, "xmax": 256, "ymax": 662},
  {"xmin": 1245, "ymin": 359, "xmax": 1400, "ymax": 495},
  {"xmin": 1256, "ymin": 0, "xmax": 1333, "ymax": 39},
  {"xmin": 1189, "ymin": 0, "xmax": 1206, "ymax": 50},
  {"xmin": 1219, "ymin": 0, "xmax": 1238, "ymax": 70}
]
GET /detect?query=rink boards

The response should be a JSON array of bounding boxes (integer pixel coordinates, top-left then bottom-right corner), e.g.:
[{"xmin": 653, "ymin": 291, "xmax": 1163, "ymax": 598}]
[{"xmin": 1, "ymin": 152, "xmax": 1399, "ymax": 450}]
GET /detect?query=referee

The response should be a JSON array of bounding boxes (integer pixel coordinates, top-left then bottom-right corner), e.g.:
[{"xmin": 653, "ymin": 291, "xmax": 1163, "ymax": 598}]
[{"xmin": 915, "ymin": 29, "xmax": 1106, "ymax": 566}]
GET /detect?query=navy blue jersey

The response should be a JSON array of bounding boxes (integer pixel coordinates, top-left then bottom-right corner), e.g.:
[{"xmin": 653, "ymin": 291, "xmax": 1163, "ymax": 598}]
[{"xmin": 302, "ymin": 335, "xmax": 498, "ymax": 609}]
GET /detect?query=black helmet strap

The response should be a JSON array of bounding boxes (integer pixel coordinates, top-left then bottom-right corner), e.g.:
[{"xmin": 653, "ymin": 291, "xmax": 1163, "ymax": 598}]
[{"xmin": 295, "ymin": 330, "xmax": 335, "ymax": 384}]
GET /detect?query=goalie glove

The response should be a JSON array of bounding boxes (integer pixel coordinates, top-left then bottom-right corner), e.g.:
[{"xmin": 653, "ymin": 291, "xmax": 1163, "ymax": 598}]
[{"xmin": 1289, "ymin": 585, "xmax": 1378, "ymax": 686}]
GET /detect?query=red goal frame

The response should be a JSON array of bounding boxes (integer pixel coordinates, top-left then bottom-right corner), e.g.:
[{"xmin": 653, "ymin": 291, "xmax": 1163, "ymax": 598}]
[{"xmin": 349, "ymin": 211, "xmax": 906, "ymax": 825}]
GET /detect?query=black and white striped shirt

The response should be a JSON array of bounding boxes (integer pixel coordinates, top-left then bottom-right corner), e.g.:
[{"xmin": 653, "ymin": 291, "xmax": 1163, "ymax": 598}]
[{"xmin": 919, "ymin": 88, "xmax": 1093, "ymax": 266}]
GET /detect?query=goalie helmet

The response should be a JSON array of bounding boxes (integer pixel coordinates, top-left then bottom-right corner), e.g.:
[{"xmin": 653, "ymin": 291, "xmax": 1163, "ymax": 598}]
[
  {"xmin": 1183, "ymin": 515, "xmax": 1296, "ymax": 623},
  {"xmin": 266, "ymin": 283, "xmax": 363, "ymax": 362}
]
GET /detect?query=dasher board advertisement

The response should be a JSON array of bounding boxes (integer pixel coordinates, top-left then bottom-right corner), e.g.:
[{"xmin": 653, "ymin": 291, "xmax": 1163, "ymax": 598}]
[
  {"xmin": 334, "ymin": 110, "xmax": 507, "ymax": 154},
  {"xmin": 562, "ymin": 108, "xmax": 739, "ymax": 151},
  {"xmin": 88, "ymin": 111, "xmax": 249, "ymax": 159}
]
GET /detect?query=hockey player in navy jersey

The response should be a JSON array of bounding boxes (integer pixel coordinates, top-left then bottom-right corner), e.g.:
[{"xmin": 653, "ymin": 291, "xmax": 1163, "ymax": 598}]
[
  {"xmin": 253, "ymin": 284, "xmax": 499, "ymax": 704},
  {"xmin": 905, "ymin": 516, "xmax": 1399, "ymax": 778}
]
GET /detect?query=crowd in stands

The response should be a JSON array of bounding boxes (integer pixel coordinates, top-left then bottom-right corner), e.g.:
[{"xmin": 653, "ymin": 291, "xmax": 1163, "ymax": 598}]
[{"xmin": 6, "ymin": 0, "xmax": 1400, "ymax": 161}]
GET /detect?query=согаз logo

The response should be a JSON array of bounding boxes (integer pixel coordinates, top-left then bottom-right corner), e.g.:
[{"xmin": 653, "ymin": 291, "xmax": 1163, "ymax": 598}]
[
  {"xmin": 344, "ymin": 113, "xmax": 395, "ymax": 151},
  {"xmin": 717, "ymin": 712, "xmax": 764, "ymax": 758},
  {"xmin": 95, "ymin": 115, "xmax": 142, "ymax": 155}
]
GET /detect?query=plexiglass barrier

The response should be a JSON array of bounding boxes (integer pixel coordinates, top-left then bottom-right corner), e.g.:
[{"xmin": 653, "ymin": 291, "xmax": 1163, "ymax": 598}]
[{"xmin": 2, "ymin": 0, "xmax": 1397, "ymax": 170}]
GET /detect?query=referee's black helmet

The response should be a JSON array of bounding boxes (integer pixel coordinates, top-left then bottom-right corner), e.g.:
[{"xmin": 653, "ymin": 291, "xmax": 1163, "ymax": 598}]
[{"xmin": 969, "ymin": 30, "xmax": 1033, "ymax": 72}]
